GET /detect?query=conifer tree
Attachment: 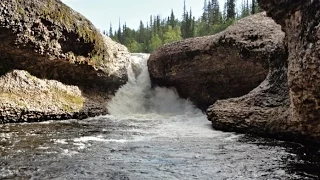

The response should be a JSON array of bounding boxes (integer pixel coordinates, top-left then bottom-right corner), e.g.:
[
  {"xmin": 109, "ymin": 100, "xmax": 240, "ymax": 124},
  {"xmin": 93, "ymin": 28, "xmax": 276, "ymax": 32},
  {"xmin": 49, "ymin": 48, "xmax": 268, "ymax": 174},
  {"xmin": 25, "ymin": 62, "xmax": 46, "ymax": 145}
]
[
  {"xmin": 191, "ymin": 16, "xmax": 195, "ymax": 37},
  {"xmin": 156, "ymin": 15, "xmax": 161, "ymax": 34},
  {"xmin": 108, "ymin": 0, "xmax": 253, "ymax": 53},
  {"xmin": 241, "ymin": 0, "xmax": 250, "ymax": 18},
  {"xmin": 226, "ymin": 0, "xmax": 236, "ymax": 20},
  {"xmin": 181, "ymin": 0, "xmax": 187, "ymax": 38},
  {"xmin": 210, "ymin": 0, "xmax": 221, "ymax": 24},
  {"xmin": 187, "ymin": 8, "xmax": 195, "ymax": 38},
  {"xmin": 202, "ymin": 0, "xmax": 208, "ymax": 23},
  {"xmin": 122, "ymin": 23, "xmax": 127, "ymax": 44},
  {"xmin": 170, "ymin": 9, "xmax": 176, "ymax": 28},
  {"xmin": 138, "ymin": 21, "xmax": 145, "ymax": 43},
  {"xmin": 207, "ymin": 0, "xmax": 212, "ymax": 25},
  {"xmin": 117, "ymin": 19, "xmax": 122, "ymax": 43},
  {"xmin": 252, "ymin": 0, "xmax": 256, "ymax": 14},
  {"xmin": 109, "ymin": 23, "xmax": 113, "ymax": 37}
]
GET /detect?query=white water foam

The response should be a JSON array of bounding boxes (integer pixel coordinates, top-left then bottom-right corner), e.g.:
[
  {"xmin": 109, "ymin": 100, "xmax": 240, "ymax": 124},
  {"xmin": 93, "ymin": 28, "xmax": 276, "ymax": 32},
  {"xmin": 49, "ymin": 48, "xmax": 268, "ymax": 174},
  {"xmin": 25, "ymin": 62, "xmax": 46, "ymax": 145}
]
[
  {"xmin": 107, "ymin": 53, "xmax": 202, "ymax": 116},
  {"xmin": 105, "ymin": 53, "xmax": 234, "ymax": 139},
  {"xmin": 74, "ymin": 53, "xmax": 237, "ymax": 144}
]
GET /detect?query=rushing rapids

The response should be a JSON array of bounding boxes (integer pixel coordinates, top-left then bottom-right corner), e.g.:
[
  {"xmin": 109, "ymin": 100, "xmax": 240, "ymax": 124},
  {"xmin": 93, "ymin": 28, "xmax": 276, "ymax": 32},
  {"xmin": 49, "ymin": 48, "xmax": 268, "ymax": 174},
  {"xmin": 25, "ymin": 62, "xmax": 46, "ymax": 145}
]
[
  {"xmin": 0, "ymin": 54, "xmax": 319, "ymax": 179},
  {"xmin": 107, "ymin": 53, "xmax": 202, "ymax": 116}
]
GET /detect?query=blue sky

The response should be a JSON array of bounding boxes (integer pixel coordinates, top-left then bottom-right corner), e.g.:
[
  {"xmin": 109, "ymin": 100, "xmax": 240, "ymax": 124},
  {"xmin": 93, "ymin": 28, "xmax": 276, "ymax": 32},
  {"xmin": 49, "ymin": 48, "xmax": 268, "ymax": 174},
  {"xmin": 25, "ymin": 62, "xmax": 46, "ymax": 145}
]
[{"xmin": 61, "ymin": 0, "xmax": 228, "ymax": 31}]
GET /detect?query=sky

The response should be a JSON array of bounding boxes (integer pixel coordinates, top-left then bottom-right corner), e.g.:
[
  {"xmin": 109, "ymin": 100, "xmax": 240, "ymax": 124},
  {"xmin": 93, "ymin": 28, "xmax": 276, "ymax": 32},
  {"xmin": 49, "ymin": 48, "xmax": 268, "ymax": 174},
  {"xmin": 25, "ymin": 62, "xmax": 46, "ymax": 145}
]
[{"xmin": 61, "ymin": 0, "xmax": 227, "ymax": 32}]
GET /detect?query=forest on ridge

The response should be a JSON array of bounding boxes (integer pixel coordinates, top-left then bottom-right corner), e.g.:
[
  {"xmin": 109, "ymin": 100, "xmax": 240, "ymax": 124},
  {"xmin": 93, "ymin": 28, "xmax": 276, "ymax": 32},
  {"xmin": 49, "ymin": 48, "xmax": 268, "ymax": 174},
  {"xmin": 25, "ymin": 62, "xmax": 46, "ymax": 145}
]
[{"xmin": 104, "ymin": 0, "xmax": 261, "ymax": 53}]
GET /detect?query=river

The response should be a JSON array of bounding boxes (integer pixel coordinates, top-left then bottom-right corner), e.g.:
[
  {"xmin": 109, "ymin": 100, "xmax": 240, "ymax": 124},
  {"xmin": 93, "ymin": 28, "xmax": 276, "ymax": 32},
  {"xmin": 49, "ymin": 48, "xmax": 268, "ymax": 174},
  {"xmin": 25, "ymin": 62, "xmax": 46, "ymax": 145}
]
[{"xmin": 0, "ymin": 54, "xmax": 319, "ymax": 179}]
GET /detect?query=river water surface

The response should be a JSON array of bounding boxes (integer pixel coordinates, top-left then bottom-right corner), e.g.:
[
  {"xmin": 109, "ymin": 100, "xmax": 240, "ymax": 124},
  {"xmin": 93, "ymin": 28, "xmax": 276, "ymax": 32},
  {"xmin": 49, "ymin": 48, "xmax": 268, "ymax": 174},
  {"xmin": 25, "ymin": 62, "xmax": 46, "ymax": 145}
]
[{"xmin": 0, "ymin": 54, "xmax": 319, "ymax": 179}]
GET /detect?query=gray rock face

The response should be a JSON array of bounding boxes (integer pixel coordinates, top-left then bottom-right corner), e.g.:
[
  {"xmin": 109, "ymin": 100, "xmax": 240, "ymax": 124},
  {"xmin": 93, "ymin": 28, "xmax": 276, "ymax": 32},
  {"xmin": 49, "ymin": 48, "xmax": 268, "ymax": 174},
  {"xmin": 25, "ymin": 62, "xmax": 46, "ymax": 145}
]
[
  {"xmin": 0, "ymin": 0, "xmax": 130, "ymax": 122},
  {"xmin": 208, "ymin": 0, "xmax": 320, "ymax": 144},
  {"xmin": 148, "ymin": 12, "xmax": 282, "ymax": 110}
]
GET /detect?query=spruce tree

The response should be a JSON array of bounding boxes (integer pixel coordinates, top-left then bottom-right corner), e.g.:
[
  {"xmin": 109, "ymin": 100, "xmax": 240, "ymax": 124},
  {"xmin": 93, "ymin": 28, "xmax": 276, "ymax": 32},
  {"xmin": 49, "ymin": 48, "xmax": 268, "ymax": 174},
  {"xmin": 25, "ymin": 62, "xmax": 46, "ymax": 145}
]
[
  {"xmin": 191, "ymin": 16, "xmax": 195, "ymax": 37},
  {"xmin": 183, "ymin": 0, "xmax": 186, "ymax": 19},
  {"xmin": 181, "ymin": 0, "xmax": 187, "ymax": 38},
  {"xmin": 185, "ymin": 9, "xmax": 191, "ymax": 38},
  {"xmin": 117, "ymin": 19, "xmax": 122, "ymax": 43},
  {"xmin": 252, "ymin": 0, "xmax": 255, "ymax": 14},
  {"xmin": 188, "ymin": 8, "xmax": 195, "ymax": 38},
  {"xmin": 226, "ymin": 0, "xmax": 236, "ymax": 20},
  {"xmin": 156, "ymin": 15, "xmax": 161, "ymax": 34},
  {"xmin": 211, "ymin": 0, "xmax": 221, "ymax": 24},
  {"xmin": 153, "ymin": 16, "xmax": 157, "ymax": 35},
  {"xmin": 138, "ymin": 21, "xmax": 145, "ymax": 43},
  {"xmin": 122, "ymin": 23, "xmax": 127, "ymax": 45},
  {"xmin": 170, "ymin": 9, "xmax": 176, "ymax": 28},
  {"xmin": 109, "ymin": 23, "xmax": 113, "ymax": 37},
  {"xmin": 202, "ymin": 0, "xmax": 208, "ymax": 23},
  {"xmin": 109, "ymin": 0, "xmax": 257, "ymax": 53},
  {"xmin": 241, "ymin": 0, "xmax": 250, "ymax": 17}
]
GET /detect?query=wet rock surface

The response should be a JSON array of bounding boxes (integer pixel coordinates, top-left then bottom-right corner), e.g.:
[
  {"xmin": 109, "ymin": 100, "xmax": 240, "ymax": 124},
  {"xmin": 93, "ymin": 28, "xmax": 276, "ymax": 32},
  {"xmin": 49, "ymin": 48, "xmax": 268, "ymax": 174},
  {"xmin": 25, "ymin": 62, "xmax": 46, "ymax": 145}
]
[
  {"xmin": 0, "ymin": 0, "xmax": 130, "ymax": 122},
  {"xmin": 148, "ymin": 12, "xmax": 282, "ymax": 110},
  {"xmin": 0, "ymin": 116, "xmax": 319, "ymax": 179}
]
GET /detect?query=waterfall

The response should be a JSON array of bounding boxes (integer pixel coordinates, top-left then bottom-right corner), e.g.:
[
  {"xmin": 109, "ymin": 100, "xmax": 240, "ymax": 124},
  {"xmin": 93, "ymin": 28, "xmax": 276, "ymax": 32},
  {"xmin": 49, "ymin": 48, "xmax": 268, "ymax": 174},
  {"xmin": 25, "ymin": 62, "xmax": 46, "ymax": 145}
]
[{"xmin": 107, "ymin": 53, "xmax": 202, "ymax": 116}]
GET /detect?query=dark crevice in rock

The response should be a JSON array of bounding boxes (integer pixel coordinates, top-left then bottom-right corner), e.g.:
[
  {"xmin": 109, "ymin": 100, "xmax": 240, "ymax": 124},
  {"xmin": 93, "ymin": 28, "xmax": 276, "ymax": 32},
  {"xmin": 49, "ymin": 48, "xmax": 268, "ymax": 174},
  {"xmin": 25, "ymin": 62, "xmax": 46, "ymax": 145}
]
[{"xmin": 59, "ymin": 30, "xmax": 94, "ymax": 56}]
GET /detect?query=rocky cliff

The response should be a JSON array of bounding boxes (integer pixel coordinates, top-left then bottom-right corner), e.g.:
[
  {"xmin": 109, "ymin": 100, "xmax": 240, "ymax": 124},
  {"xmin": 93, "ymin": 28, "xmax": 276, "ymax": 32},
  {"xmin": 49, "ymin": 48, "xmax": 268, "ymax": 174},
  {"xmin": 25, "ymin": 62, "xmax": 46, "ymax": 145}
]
[
  {"xmin": 208, "ymin": 1, "xmax": 320, "ymax": 144},
  {"xmin": 0, "ymin": 0, "xmax": 130, "ymax": 123},
  {"xmin": 148, "ymin": 12, "xmax": 282, "ymax": 110},
  {"xmin": 260, "ymin": 0, "xmax": 320, "ymax": 141}
]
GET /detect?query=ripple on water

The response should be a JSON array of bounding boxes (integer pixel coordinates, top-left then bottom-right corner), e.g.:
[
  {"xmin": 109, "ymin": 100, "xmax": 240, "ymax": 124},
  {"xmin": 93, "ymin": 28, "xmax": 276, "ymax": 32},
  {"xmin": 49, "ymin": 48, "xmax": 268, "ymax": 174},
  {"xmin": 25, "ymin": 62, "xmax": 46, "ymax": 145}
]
[{"xmin": 0, "ymin": 115, "xmax": 319, "ymax": 179}]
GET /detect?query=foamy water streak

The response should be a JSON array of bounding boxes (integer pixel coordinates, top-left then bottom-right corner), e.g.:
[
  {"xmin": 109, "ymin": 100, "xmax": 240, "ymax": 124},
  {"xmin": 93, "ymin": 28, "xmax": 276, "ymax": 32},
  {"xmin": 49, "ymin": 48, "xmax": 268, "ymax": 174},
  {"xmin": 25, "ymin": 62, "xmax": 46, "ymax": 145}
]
[{"xmin": 107, "ymin": 53, "xmax": 202, "ymax": 116}]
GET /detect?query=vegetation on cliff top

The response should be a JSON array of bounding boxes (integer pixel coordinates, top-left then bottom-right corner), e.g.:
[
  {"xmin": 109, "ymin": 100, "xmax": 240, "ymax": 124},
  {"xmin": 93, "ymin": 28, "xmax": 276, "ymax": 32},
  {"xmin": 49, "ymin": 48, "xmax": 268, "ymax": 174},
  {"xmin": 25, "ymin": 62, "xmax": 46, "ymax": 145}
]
[{"xmin": 106, "ymin": 0, "xmax": 261, "ymax": 53}]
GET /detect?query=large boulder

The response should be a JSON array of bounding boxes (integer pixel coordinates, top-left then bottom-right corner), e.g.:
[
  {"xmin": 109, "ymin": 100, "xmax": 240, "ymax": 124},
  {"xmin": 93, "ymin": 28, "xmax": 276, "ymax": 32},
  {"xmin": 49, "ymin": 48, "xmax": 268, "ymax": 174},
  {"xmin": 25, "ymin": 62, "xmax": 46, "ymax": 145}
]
[
  {"xmin": 208, "ymin": 1, "xmax": 320, "ymax": 144},
  {"xmin": 148, "ymin": 12, "xmax": 283, "ymax": 110},
  {"xmin": 0, "ymin": 0, "xmax": 130, "ymax": 123}
]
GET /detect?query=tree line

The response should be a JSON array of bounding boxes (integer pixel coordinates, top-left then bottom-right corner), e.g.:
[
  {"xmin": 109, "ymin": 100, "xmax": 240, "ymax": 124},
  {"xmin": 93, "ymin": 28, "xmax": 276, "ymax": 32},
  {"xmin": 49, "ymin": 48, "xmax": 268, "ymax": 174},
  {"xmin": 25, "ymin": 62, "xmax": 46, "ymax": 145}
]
[{"xmin": 104, "ymin": 0, "xmax": 260, "ymax": 53}]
